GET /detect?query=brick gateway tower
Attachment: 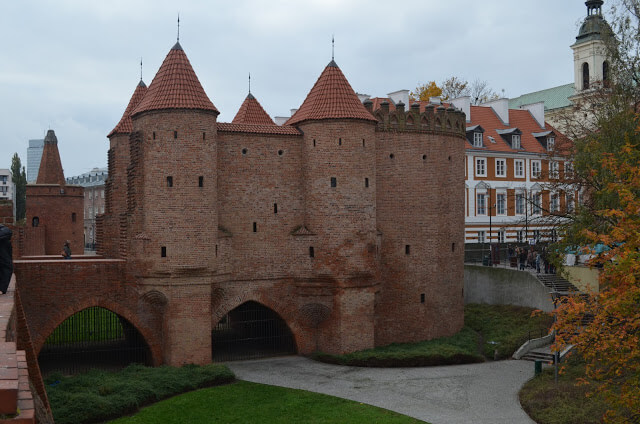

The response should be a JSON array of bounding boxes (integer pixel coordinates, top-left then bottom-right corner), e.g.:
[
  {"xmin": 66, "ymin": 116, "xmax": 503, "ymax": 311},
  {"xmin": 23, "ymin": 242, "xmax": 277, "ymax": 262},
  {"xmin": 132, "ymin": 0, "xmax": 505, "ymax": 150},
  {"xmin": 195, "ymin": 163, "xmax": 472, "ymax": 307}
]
[{"xmin": 98, "ymin": 40, "xmax": 465, "ymax": 365}]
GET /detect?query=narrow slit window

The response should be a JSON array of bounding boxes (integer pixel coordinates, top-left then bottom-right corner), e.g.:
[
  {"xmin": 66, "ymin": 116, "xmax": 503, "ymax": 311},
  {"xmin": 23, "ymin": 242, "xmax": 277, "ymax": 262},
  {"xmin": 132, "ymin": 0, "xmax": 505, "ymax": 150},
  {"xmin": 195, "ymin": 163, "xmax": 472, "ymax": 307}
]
[
  {"xmin": 420, "ymin": 293, "xmax": 425, "ymax": 303},
  {"xmin": 71, "ymin": 212, "xmax": 76, "ymax": 223},
  {"xmin": 362, "ymin": 139, "xmax": 366, "ymax": 147},
  {"xmin": 274, "ymin": 203, "xmax": 278, "ymax": 214},
  {"xmin": 452, "ymin": 243, "xmax": 455, "ymax": 252},
  {"xmin": 215, "ymin": 244, "xmax": 218, "ymax": 257},
  {"xmin": 365, "ymin": 177, "xmax": 369, "ymax": 188},
  {"xmin": 203, "ymin": 132, "xmax": 206, "ymax": 140},
  {"xmin": 161, "ymin": 247, "xmax": 167, "ymax": 257},
  {"xmin": 405, "ymin": 245, "xmax": 410, "ymax": 255},
  {"xmin": 330, "ymin": 177, "xmax": 337, "ymax": 188},
  {"xmin": 313, "ymin": 139, "xmax": 316, "ymax": 147},
  {"xmin": 253, "ymin": 222, "xmax": 257, "ymax": 232},
  {"xmin": 173, "ymin": 131, "xmax": 178, "ymax": 139},
  {"xmin": 152, "ymin": 131, "xmax": 156, "ymax": 140},
  {"xmin": 309, "ymin": 246, "xmax": 314, "ymax": 258},
  {"xmin": 338, "ymin": 138, "xmax": 342, "ymax": 146},
  {"xmin": 166, "ymin": 176, "xmax": 173, "ymax": 187},
  {"xmin": 198, "ymin": 176, "xmax": 204, "ymax": 187}
]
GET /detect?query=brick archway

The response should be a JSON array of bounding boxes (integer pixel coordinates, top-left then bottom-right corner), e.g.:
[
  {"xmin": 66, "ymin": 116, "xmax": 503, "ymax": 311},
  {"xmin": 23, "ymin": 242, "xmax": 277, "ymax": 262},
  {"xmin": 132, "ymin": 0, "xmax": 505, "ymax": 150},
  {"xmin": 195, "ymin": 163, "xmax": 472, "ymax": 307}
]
[{"xmin": 33, "ymin": 298, "xmax": 162, "ymax": 366}]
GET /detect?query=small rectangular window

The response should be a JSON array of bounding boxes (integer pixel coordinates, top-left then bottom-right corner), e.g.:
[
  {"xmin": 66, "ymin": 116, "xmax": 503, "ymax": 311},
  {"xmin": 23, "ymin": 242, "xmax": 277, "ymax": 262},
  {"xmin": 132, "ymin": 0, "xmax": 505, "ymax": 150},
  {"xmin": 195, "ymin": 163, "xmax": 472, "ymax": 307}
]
[
  {"xmin": 173, "ymin": 131, "xmax": 178, "ymax": 139},
  {"xmin": 161, "ymin": 247, "xmax": 167, "ymax": 257},
  {"xmin": 512, "ymin": 134, "xmax": 521, "ymax": 149},
  {"xmin": 198, "ymin": 176, "xmax": 204, "ymax": 187},
  {"xmin": 420, "ymin": 293, "xmax": 425, "ymax": 303},
  {"xmin": 153, "ymin": 132, "xmax": 156, "ymax": 140},
  {"xmin": 405, "ymin": 245, "xmax": 410, "ymax": 255},
  {"xmin": 475, "ymin": 158, "xmax": 486, "ymax": 177},
  {"xmin": 253, "ymin": 222, "xmax": 257, "ymax": 232},
  {"xmin": 531, "ymin": 161, "xmax": 541, "ymax": 178},
  {"xmin": 473, "ymin": 132, "xmax": 483, "ymax": 147},
  {"xmin": 514, "ymin": 159, "xmax": 525, "ymax": 178},
  {"xmin": 274, "ymin": 203, "xmax": 278, "ymax": 214},
  {"xmin": 365, "ymin": 178, "xmax": 369, "ymax": 188},
  {"xmin": 167, "ymin": 176, "xmax": 173, "ymax": 187},
  {"xmin": 330, "ymin": 177, "xmax": 337, "ymax": 187},
  {"xmin": 309, "ymin": 246, "xmax": 314, "ymax": 258},
  {"xmin": 495, "ymin": 159, "xmax": 506, "ymax": 177}
]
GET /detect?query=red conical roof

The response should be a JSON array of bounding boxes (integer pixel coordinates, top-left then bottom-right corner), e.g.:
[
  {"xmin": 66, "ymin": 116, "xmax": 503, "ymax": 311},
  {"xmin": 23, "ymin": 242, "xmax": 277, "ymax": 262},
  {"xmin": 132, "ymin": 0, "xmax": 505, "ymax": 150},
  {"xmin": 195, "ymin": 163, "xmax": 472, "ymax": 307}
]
[
  {"xmin": 232, "ymin": 93, "xmax": 275, "ymax": 125},
  {"xmin": 108, "ymin": 80, "xmax": 148, "ymax": 137},
  {"xmin": 286, "ymin": 60, "xmax": 376, "ymax": 126},
  {"xmin": 132, "ymin": 42, "xmax": 218, "ymax": 116},
  {"xmin": 36, "ymin": 130, "xmax": 66, "ymax": 185}
]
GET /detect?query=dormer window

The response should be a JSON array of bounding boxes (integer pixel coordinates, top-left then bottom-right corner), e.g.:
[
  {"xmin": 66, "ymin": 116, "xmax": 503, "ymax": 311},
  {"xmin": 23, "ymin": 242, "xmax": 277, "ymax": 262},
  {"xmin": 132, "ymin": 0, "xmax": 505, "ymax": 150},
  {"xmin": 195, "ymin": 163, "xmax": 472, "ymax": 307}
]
[
  {"xmin": 473, "ymin": 132, "xmax": 483, "ymax": 147},
  {"xmin": 547, "ymin": 137, "xmax": 555, "ymax": 151},
  {"xmin": 512, "ymin": 134, "xmax": 521, "ymax": 149},
  {"xmin": 466, "ymin": 125, "xmax": 485, "ymax": 148}
]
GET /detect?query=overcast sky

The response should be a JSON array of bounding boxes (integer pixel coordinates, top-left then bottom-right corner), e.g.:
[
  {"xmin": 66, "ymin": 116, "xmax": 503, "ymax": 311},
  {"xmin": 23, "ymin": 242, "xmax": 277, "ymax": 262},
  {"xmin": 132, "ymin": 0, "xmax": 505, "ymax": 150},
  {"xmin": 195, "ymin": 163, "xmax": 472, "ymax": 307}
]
[{"xmin": 1, "ymin": 0, "xmax": 592, "ymax": 177}]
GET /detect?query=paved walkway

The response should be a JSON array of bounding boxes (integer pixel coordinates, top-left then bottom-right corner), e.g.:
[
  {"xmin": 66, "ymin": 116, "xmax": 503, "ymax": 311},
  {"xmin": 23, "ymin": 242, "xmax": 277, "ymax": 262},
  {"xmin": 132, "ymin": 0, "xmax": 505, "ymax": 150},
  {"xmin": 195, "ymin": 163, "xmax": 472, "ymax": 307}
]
[{"xmin": 227, "ymin": 356, "xmax": 536, "ymax": 424}]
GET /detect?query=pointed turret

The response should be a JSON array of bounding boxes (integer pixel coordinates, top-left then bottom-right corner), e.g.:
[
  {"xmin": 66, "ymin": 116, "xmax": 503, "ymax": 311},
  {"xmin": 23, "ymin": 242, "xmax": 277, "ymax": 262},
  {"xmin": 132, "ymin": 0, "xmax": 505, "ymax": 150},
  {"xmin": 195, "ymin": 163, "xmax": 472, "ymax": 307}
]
[
  {"xmin": 286, "ymin": 60, "xmax": 376, "ymax": 126},
  {"xmin": 132, "ymin": 42, "xmax": 218, "ymax": 116},
  {"xmin": 232, "ymin": 93, "xmax": 275, "ymax": 125},
  {"xmin": 108, "ymin": 79, "xmax": 148, "ymax": 137},
  {"xmin": 36, "ymin": 130, "xmax": 65, "ymax": 185}
]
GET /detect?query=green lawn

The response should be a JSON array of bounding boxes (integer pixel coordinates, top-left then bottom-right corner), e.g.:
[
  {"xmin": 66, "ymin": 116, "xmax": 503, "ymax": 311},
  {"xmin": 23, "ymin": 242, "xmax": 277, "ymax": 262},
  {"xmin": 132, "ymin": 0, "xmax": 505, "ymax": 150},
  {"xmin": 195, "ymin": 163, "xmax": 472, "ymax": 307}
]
[
  {"xmin": 108, "ymin": 381, "xmax": 426, "ymax": 424},
  {"xmin": 314, "ymin": 303, "xmax": 553, "ymax": 366}
]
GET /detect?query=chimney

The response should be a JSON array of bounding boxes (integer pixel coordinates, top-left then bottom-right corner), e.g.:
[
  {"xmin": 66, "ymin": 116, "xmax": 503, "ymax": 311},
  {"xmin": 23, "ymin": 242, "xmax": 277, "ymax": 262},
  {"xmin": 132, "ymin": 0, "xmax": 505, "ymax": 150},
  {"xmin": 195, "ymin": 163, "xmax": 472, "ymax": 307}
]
[
  {"xmin": 450, "ymin": 96, "xmax": 471, "ymax": 122},
  {"xmin": 429, "ymin": 96, "xmax": 441, "ymax": 105},
  {"xmin": 388, "ymin": 90, "xmax": 410, "ymax": 107},
  {"xmin": 290, "ymin": 109, "xmax": 298, "ymax": 116},
  {"xmin": 480, "ymin": 98, "xmax": 510, "ymax": 125},
  {"xmin": 274, "ymin": 117, "xmax": 289, "ymax": 126},
  {"xmin": 519, "ymin": 102, "xmax": 546, "ymax": 129}
]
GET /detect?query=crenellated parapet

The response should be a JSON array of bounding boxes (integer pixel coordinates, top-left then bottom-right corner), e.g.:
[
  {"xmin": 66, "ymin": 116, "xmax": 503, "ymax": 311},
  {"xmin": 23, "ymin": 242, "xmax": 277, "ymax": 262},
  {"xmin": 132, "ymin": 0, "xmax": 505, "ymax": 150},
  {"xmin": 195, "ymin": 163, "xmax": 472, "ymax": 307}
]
[{"xmin": 365, "ymin": 100, "xmax": 466, "ymax": 137}]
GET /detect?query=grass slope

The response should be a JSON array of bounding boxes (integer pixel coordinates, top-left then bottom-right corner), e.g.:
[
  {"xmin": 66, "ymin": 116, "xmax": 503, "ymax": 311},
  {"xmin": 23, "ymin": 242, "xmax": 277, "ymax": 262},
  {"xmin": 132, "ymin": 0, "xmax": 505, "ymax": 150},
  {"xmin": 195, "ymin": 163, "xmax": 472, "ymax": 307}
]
[{"xmin": 109, "ymin": 381, "xmax": 426, "ymax": 424}]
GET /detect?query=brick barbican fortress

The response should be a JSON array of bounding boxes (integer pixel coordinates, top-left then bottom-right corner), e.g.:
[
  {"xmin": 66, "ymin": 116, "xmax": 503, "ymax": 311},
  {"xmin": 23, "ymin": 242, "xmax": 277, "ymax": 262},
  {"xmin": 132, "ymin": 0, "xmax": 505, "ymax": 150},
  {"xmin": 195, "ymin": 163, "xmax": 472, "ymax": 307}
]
[{"xmin": 22, "ymin": 39, "xmax": 468, "ymax": 366}]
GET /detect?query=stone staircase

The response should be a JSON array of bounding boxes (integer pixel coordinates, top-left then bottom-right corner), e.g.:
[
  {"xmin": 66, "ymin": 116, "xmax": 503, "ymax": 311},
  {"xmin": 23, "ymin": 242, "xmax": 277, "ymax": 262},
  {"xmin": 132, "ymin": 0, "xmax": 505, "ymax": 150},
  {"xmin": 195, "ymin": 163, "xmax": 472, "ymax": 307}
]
[
  {"xmin": 520, "ymin": 347, "xmax": 556, "ymax": 363},
  {"xmin": 535, "ymin": 273, "xmax": 579, "ymax": 294}
]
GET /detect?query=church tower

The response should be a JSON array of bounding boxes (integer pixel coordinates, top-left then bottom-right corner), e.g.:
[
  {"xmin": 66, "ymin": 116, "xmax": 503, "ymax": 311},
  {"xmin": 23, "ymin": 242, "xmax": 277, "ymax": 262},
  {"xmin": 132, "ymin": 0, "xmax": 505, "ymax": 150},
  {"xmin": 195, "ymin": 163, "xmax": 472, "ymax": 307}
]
[{"xmin": 571, "ymin": 0, "xmax": 612, "ymax": 91}]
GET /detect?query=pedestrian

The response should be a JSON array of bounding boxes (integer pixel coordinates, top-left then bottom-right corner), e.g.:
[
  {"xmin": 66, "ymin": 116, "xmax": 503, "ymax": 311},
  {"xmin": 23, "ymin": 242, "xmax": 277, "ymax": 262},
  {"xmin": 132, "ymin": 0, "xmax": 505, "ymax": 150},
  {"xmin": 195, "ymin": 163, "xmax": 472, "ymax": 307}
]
[
  {"xmin": 519, "ymin": 248, "xmax": 527, "ymax": 270},
  {"xmin": 62, "ymin": 240, "xmax": 72, "ymax": 259},
  {"xmin": 535, "ymin": 251, "xmax": 541, "ymax": 273},
  {"xmin": 0, "ymin": 224, "xmax": 13, "ymax": 294},
  {"xmin": 527, "ymin": 250, "xmax": 534, "ymax": 269}
]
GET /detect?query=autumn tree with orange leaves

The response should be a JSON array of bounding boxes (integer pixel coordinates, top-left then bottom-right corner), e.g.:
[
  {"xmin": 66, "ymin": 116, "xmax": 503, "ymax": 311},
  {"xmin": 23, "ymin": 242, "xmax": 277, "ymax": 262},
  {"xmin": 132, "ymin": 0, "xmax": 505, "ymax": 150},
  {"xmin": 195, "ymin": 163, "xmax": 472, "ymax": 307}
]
[{"xmin": 551, "ymin": 1, "xmax": 640, "ymax": 421}]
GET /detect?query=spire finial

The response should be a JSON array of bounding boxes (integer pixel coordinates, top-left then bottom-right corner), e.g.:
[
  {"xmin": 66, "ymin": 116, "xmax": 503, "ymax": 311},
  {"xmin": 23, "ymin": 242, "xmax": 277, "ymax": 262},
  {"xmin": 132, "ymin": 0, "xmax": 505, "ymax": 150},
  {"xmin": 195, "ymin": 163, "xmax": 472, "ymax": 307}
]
[
  {"xmin": 331, "ymin": 34, "xmax": 335, "ymax": 61},
  {"xmin": 140, "ymin": 57, "xmax": 143, "ymax": 81},
  {"xmin": 248, "ymin": 72, "xmax": 251, "ymax": 94},
  {"xmin": 177, "ymin": 13, "xmax": 180, "ymax": 41}
]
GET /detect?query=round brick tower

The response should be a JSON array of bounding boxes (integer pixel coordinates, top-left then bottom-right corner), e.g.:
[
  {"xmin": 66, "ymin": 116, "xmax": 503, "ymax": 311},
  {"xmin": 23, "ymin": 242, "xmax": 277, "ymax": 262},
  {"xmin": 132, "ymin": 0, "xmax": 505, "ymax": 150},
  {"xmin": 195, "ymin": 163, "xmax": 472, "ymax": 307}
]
[
  {"xmin": 286, "ymin": 60, "xmax": 380, "ymax": 353},
  {"xmin": 128, "ymin": 41, "xmax": 219, "ymax": 365}
]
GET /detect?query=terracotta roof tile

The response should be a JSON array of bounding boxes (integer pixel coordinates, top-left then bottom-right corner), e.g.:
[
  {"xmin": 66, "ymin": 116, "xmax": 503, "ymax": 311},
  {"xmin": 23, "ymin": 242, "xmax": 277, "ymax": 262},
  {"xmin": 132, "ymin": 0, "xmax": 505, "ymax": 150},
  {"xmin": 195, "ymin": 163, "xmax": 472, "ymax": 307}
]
[
  {"xmin": 132, "ymin": 42, "xmax": 218, "ymax": 116},
  {"xmin": 36, "ymin": 130, "xmax": 65, "ymax": 185},
  {"xmin": 286, "ymin": 60, "xmax": 377, "ymax": 126},
  {"xmin": 108, "ymin": 80, "xmax": 147, "ymax": 137},
  {"xmin": 217, "ymin": 122, "xmax": 301, "ymax": 136},
  {"xmin": 232, "ymin": 93, "xmax": 275, "ymax": 125}
]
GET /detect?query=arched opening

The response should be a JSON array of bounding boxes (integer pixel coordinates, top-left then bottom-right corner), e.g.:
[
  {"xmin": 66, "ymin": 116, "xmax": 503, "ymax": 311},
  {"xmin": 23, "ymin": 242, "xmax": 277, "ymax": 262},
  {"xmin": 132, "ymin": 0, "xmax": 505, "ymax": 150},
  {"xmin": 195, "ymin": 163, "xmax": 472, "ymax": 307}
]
[
  {"xmin": 603, "ymin": 61, "xmax": 609, "ymax": 86},
  {"xmin": 38, "ymin": 307, "xmax": 152, "ymax": 375},
  {"xmin": 582, "ymin": 62, "xmax": 590, "ymax": 90},
  {"xmin": 211, "ymin": 301, "xmax": 296, "ymax": 361}
]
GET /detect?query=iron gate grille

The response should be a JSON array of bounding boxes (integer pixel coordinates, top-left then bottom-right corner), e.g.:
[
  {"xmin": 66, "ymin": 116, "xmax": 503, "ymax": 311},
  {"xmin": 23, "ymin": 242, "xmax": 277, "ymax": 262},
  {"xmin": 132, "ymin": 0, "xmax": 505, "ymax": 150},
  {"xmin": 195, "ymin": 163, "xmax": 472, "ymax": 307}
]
[
  {"xmin": 212, "ymin": 301, "xmax": 296, "ymax": 361},
  {"xmin": 38, "ymin": 307, "xmax": 151, "ymax": 375}
]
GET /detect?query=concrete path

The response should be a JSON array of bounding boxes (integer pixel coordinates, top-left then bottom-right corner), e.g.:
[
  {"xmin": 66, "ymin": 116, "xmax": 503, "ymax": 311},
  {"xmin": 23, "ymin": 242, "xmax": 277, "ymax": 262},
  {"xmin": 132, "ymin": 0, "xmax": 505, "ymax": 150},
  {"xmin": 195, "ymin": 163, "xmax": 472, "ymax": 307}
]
[{"xmin": 227, "ymin": 356, "xmax": 536, "ymax": 424}]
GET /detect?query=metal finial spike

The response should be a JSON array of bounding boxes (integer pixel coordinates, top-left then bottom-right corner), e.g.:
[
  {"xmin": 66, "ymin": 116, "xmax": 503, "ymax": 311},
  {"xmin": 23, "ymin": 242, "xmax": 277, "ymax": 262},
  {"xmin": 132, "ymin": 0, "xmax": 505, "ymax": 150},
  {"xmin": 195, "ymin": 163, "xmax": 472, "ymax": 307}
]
[
  {"xmin": 140, "ymin": 57, "xmax": 143, "ymax": 81},
  {"xmin": 177, "ymin": 13, "xmax": 180, "ymax": 42},
  {"xmin": 248, "ymin": 72, "xmax": 251, "ymax": 94},
  {"xmin": 331, "ymin": 35, "xmax": 335, "ymax": 61}
]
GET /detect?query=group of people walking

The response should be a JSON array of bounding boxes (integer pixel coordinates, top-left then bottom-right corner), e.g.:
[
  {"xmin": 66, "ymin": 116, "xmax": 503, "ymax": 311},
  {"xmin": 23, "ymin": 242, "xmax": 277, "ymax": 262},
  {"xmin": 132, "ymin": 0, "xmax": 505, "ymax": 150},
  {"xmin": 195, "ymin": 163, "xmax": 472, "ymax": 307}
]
[{"xmin": 511, "ymin": 245, "xmax": 555, "ymax": 274}]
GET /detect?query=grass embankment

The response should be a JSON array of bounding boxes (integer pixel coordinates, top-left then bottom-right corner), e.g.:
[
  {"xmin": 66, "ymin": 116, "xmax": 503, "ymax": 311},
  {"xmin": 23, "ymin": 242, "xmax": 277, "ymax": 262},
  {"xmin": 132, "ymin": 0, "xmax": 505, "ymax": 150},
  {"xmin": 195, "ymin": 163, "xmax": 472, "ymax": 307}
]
[
  {"xmin": 45, "ymin": 363, "xmax": 234, "ymax": 424},
  {"xmin": 108, "ymin": 381, "xmax": 426, "ymax": 424},
  {"xmin": 519, "ymin": 356, "xmax": 609, "ymax": 424},
  {"xmin": 313, "ymin": 303, "xmax": 554, "ymax": 367}
]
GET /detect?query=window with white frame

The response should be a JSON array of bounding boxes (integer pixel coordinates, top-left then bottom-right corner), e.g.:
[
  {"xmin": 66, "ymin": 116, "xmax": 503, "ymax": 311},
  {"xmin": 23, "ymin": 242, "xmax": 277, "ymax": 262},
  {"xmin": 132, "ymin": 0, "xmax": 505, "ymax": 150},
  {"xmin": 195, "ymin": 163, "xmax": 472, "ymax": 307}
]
[
  {"xmin": 475, "ymin": 158, "xmax": 487, "ymax": 177},
  {"xmin": 550, "ymin": 161, "xmax": 559, "ymax": 179},
  {"xmin": 515, "ymin": 192, "xmax": 526, "ymax": 215},
  {"xmin": 514, "ymin": 159, "xmax": 525, "ymax": 178},
  {"xmin": 565, "ymin": 161, "xmax": 574, "ymax": 179},
  {"xmin": 473, "ymin": 132, "xmax": 483, "ymax": 147},
  {"xmin": 547, "ymin": 137, "xmax": 555, "ymax": 151},
  {"xmin": 512, "ymin": 134, "xmax": 521, "ymax": 149},
  {"xmin": 495, "ymin": 159, "xmax": 506, "ymax": 177},
  {"xmin": 566, "ymin": 193, "xmax": 574, "ymax": 213},
  {"xmin": 550, "ymin": 193, "xmax": 559, "ymax": 212},
  {"xmin": 517, "ymin": 230, "xmax": 526, "ymax": 243},
  {"xmin": 496, "ymin": 192, "xmax": 506, "ymax": 215},
  {"xmin": 476, "ymin": 193, "xmax": 487, "ymax": 215},
  {"xmin": 477, "ymin": 231, "xmax": 485, "ymax": 243},
  {"xmin": 533, "ymin": 230, "xmax": 541, "ymax": 241},
  {"xmin": 531, "ymin": 160, "xmax": 541, "ymax": 178},
  {"xmin": 498, "ymin": 231, "xmax": 505, "ymax": 243},
  {"xmin": 551, "ymin": 229, "xmax": 558, "ymax": 242},
  {"xmin": 532, "ymin": 192, "xmax": 542, "ymax": 215}
]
